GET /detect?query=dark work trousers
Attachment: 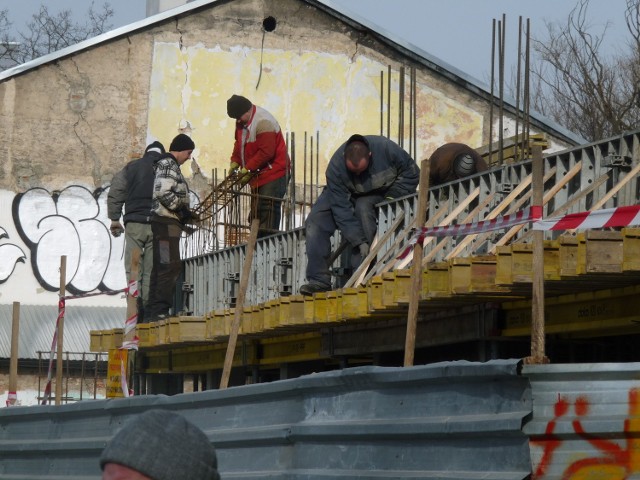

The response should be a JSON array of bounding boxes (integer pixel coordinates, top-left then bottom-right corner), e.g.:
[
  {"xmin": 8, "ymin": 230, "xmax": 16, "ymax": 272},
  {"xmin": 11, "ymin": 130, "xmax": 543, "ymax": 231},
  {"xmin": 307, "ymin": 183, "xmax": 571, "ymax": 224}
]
[
  {"xmin": 251, "ymin": 175, "xmax": 287, "ymax": 238},
  {"xmin": 304, "ymin": 190, "xmax": 383, "ymax": 288},
  {"xmin": 147, "ymin": 218, "xmax": 183, "ymax": 322}
]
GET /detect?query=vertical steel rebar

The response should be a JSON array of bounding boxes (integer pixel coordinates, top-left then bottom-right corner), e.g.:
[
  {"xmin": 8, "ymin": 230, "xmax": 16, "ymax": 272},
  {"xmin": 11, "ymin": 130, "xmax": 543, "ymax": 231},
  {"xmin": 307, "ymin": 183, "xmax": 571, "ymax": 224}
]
[
  {"xmin": 489, "ymin": 19, "xmax": 496, "ymax": 166},
  {"xmin": 399, "ymin": 65, "xmax": 405, "ymax": 147},
  {"xmin": 525, "ymin": 18, "xmax": 531, "ymax": 155},
  {"xmin": 515, "ymin": 16, "xmax": 523, "ymax": 162},
  {"xmin": 498, "ymin": 15, "xmax": 505, "ymax": 164},
  {"xmin": 387, "ymin": 64, "xmax": 391, "ymax": 139},
  {"xmin": 380, "ymin": 70, "xmax": 384, "ymax": 136}
]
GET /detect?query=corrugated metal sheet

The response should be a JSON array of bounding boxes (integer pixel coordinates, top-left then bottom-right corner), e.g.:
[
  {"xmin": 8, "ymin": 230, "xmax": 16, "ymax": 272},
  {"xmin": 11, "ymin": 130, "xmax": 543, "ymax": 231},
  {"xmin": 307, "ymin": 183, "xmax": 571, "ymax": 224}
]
[
  {"xmin": 0, "ymin": 359, "xmax": 531, "ymax": 479},
  {"xmin": 0, "ymin": 304, "xmax": 125, "ymax": 360},
  {"xmin": 522, "ymin": 362, "xmax": 640, "ymax": 479}
]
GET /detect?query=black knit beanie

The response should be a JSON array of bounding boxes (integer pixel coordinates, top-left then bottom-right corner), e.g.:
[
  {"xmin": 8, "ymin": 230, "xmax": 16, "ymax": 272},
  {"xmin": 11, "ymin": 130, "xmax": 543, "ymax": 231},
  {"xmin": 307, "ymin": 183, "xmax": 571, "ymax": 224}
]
[
  {"xmin": 100, "ymin": 409, "xmax": 220, "ymax": 480},
  {"xmin": 227, "ymin": 94, "xmax": 252, "ymax": 119},
  {"xmin": 145, "ymin": 141, "xmax": 165, "ymax": 154},
  {"xmin": 169, "ymin": 134, "xmax": 195, "ymax": 152}
]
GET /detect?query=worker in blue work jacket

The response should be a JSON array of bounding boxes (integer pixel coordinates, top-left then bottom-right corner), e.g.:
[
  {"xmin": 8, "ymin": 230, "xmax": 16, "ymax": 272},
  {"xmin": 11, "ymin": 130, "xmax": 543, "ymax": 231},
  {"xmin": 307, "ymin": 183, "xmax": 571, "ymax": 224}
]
[{"xmin": 300, "ymin": 134, "xmax": 419, "ymax": 295}]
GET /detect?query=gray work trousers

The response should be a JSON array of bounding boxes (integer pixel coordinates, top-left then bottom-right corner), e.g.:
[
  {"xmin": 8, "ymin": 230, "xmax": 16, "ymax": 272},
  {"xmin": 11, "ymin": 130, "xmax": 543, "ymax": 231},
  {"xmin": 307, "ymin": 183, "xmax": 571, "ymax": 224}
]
[
  {"xmin": 124, "ymin": 222, "xmax": 153, "ymax": 309},
  {"xmin": 304, "ymin": 191, "xmax": 382, "ymax": 287}
]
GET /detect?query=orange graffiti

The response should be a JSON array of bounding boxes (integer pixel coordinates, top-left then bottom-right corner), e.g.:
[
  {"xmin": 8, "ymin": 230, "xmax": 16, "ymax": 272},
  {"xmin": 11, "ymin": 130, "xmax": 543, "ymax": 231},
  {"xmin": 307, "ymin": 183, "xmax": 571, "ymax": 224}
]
[{"xmin": 531, "ymin": 388, "xmax": 640, "ymax": 479}]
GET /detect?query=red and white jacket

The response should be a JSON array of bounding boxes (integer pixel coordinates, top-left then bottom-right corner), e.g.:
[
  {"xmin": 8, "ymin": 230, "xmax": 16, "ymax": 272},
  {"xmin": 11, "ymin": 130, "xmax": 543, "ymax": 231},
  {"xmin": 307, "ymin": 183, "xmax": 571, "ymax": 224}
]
[{"xmin": 231, "ymin": 105, "xmax": 290, "ymax": 188}]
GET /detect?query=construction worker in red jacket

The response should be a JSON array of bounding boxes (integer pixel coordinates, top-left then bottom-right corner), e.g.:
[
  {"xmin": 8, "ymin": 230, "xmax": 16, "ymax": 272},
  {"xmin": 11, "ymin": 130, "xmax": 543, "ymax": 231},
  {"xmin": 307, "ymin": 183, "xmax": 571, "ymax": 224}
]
[{"xmin": 227, "ymin": 94, "xmax": 290, "ymax": 238}]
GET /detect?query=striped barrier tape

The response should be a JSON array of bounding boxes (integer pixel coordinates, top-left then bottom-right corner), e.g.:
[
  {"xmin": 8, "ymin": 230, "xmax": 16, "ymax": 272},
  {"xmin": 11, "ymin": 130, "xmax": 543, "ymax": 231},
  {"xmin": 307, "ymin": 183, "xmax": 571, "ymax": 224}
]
[
  {"xmin": 121, "ymin": 278, "xmax": 139, "ymax": 351},
  {"xmin": 398, "ymin": 205, "xmax": 640, "ymax": 259},
  {"xmin": 532, "ymin": 204, "xmax": 640, "ymax": 230},
  {"xmin": 6, "ymin": 391, "xmax": 17, "ymax": 407},
  {"xmin": 398, "ymin": 206, "xmax": 542, "ymax": 258}
]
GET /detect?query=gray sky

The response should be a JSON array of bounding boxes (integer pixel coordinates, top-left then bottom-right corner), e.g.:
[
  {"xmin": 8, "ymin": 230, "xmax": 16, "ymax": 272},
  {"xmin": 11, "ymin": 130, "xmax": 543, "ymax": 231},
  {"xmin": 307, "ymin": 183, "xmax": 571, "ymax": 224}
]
[{"xmin": 2, "ymin": 0, "xmax": 631, "ymax": 82}]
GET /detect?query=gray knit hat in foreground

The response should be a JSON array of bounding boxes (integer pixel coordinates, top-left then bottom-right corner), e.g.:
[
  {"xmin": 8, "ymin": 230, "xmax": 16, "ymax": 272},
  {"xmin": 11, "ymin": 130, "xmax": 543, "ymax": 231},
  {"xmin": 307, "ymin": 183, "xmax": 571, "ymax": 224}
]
[{"xmin": 100, "ymin": 409, "xmax": 220, "ymax": 480}]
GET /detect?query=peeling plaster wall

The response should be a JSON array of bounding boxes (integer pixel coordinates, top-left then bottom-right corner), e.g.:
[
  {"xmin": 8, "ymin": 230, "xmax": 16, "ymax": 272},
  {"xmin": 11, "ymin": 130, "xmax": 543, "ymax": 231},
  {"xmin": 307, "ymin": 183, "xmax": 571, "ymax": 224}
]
[{"xmin": 0, "ymin": 0, "xmax": 569, "ymax": 308}]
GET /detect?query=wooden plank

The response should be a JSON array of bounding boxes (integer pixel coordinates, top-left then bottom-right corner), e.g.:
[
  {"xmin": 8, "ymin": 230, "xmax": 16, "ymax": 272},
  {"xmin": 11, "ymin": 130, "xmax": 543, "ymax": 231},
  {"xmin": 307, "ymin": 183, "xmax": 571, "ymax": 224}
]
[
  {"xmin": 491, "ymin": 161, "xmax": 582, "ymax": 250},
  {"xmin": 405, "ymin": 158, "xmax": 430, "ymax": 367},
  {"xmin": 220, "ymin": 218, "xmax": 260, "ymax": 389},
  {"xmin": 345, "ymin": 212, "xmax": 405, "ymax": 288},
  {"xmin": 444, "ymin": 171, "xmax": 535, "ymax": 259},
  {"xmin": 422, "ymin": 191, "xmax": 497, "ymax": 263}
]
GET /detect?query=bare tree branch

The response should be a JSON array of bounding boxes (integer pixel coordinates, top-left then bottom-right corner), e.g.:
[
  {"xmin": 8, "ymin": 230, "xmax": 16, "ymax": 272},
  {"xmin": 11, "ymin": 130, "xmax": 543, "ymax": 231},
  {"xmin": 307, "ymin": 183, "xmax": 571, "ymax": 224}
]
[
  {"xmin": 0, "ymin": 2, "xmax": 114, "ymax": 69},
  {"xmin": 530, "ymin": 0, "xmax": 640, "ymax": 141}
]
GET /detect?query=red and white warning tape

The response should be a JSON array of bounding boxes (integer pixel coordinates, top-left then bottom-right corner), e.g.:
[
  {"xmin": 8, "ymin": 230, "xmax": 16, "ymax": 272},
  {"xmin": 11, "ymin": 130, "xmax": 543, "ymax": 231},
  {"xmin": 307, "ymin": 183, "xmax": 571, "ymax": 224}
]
[
  {"xmin": 6, "ymin": 391, "xmax": 17, "ymax": 407},
  {"xmin": 532, "ymin": 205, "xmax": 640, "ymax": 230},
  {"xmin": 121, "ymin": 279, "xmax": 139, "ymax": 351},
  {"xmin": 398, "ymin": 204, "xmax": 640, "ymax": 259},
  {"xmin": 398, "ymin": 206, "xmax": 542, "ymax": 258}
]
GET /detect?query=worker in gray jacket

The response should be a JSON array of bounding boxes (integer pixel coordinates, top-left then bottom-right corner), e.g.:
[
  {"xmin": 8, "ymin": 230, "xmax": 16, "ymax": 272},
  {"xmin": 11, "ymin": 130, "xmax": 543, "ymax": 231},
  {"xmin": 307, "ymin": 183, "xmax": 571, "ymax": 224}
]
[
  {"xmin": 300, "ymin": 134, "xmax": 419, "ymax": 295},
  {"xmin": 107, "ymin": 141, "xmax": 165, "ymax": 321}
]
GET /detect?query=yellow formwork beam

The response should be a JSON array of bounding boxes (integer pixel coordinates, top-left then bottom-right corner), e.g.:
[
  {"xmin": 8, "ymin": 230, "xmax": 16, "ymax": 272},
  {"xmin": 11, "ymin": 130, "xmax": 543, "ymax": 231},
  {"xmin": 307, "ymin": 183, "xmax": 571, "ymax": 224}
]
[
  {"xmin": 144, "ymin": 342, "xmax": 255, "ymax": 373},
  {"xmin": 559, "ymin": 235, "xmax": 579, "ymax": 276},
  {"xmin": 392, "ymin": 270, "xmax": 413, "ymax": 304},
  {"xmin": 89, "ymin": 330, "xmax": 102, "ymax": 352},
  {"xmin": 325, "ymin": 291, "xmax": 343, "ymax": 324},
  {"xmin": 265, "ymin": 299, "xmax": 282, "ymax": 330},
  {"xmin": 169, "ymin": 316, "xmax": 207, "ymax": 343},
  {"xmin": 157, "ymin": 319, "xmax": 169, "ymax": 346},
  {"xmin": 424, "ymin": 262, "xmax": 450, "ymax": 297},
  {"xmin": 88, "ymin": 227, "xmax": 640, "ymax": 355},
  {"xmin": 303, "ymin": 294, "xmax": 316, "ymax": 325},
  {"xmin": 206, "ymin": 309, "xmax": 227, "ymax": 339},
  {"xmin": 623, "ymin": 228, "xmax": 640, "ymax": 271},
  {"xmin": 137, "ymin": 324, "xmax": 151, "ymax": 347},
  {"xmin": 368, "ymin": 276, "xmax": 385, "ymax": 311},
  {"xmin": 258, "ymin": 332, "xmax": 324, "ymax": 365},
  {"xmin": 577, "ymin": 230, "xmax": 624, "ymax": 274},
  {"xmin": 340, "ymin": 287, "xmax": 370, "ymax": 320},
  {"xmin": 502, "ymin": 284, "xmax": 640, "ymax": 337},
  {"xmin": 312, "ymin": 292, "xmax": 329, "ymax": 324},
  {"xmin": 286, "ymin": 295, "xmax": 306, "ymax": 326},
  {"xmin": 276, "ymin": 296, "xmax": 292, "ymax": 328}
]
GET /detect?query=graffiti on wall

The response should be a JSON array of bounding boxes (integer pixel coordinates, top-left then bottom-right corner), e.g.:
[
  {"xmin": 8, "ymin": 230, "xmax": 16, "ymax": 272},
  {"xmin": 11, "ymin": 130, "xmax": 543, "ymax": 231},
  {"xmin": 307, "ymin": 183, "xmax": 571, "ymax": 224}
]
[
  {"xmin": 10, "ymin": 185, "xmax": 125, "ymax": 294},
  {"xmin": 2, "ymin": 183, "xmax": 200, "ymax": 296},
  {"xmin": 531, "ymin": 388, "xmax": 640, "ymax": 479},
  {"xmin": 0, "ymin": 227, "xmax": 26, "ymax": 283}
]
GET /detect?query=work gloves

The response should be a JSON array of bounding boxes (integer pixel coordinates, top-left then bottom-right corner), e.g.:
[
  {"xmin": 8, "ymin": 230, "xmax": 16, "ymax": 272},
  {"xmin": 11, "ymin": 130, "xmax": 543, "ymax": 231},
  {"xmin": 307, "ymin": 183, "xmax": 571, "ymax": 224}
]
[
  {"xmin": 179, "ymin": 206, "xmax": 201, "ymax": 225},
  {"xmin": 238, "ymin": 167, "xmax": 252, "ymax": 186},
  {"xmin": 229, "ymin": 162, "xmax": 252, "ymax": 186},
  {"xmin": 358, "ymin": 242, "xmax": 370, "ymax": 257}
]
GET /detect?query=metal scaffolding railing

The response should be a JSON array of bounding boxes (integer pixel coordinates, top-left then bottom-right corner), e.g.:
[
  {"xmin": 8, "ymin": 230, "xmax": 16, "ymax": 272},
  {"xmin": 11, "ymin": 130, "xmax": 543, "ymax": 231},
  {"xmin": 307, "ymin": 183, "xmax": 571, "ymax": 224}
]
[{"xmin": 181, "ymin": 129, "xmax": 640, "ymax": 316}]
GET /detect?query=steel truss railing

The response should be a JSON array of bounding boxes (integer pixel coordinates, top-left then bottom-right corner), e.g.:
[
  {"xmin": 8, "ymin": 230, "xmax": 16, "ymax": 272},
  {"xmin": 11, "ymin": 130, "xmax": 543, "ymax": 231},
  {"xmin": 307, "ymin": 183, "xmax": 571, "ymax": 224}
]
[{"xmin": 183, "ymin": 130, "xmax": 640, "ymax": 315}]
